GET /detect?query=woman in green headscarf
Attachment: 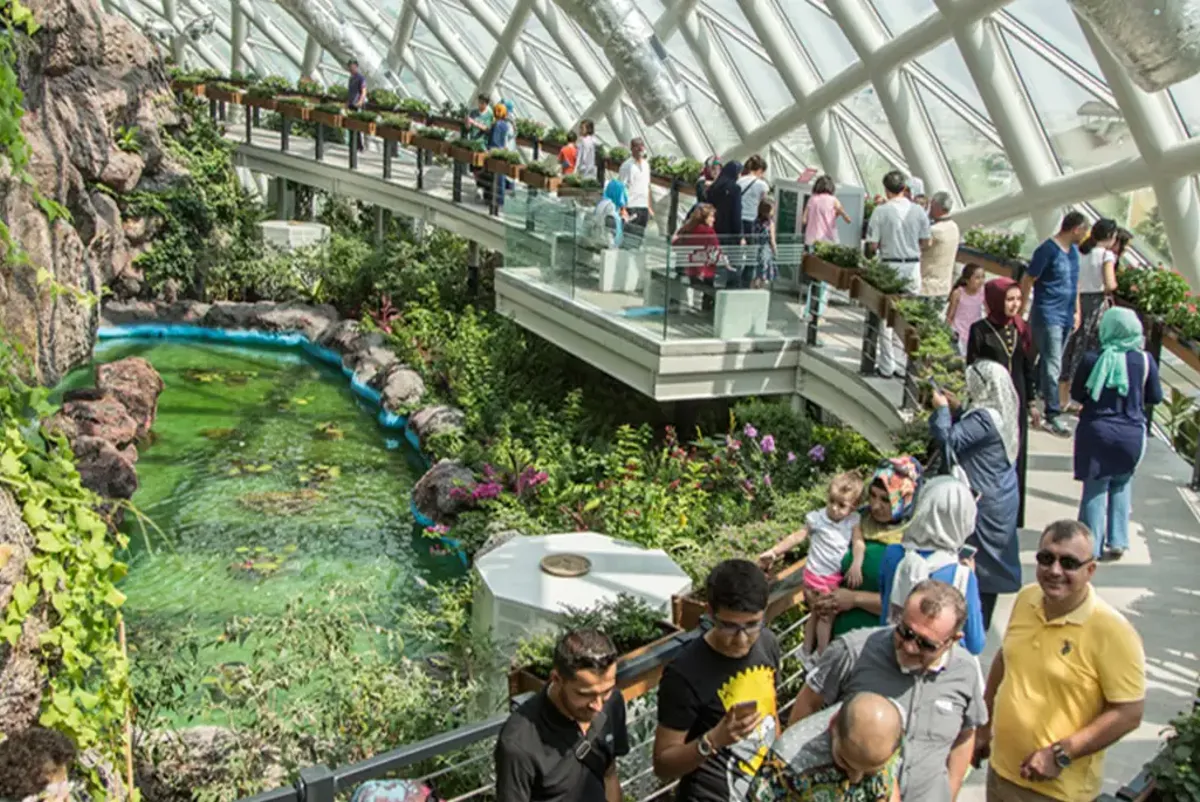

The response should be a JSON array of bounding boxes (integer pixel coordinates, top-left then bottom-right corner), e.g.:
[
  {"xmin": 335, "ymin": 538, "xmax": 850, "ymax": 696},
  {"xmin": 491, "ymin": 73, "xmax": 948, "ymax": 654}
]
[{"xmin": 1070, "ymin": 307, "xmax": 1163, "ymax": 561}]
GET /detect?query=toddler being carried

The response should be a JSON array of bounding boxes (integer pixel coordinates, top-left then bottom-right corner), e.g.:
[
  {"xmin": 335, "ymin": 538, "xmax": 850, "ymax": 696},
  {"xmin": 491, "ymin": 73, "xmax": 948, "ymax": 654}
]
[{"xmin": 757, "ymin": 471, "xmax": 866, "ymax": 660}]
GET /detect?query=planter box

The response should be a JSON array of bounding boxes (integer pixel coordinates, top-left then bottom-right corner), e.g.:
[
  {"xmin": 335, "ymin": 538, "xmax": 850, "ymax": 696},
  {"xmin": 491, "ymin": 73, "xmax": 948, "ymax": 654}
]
[
  {"xmin": 170, "ymin": 81, "xmax": 205, "ymax": 95},
  {"xmin": 557, "ymin": 186, "xmax": 602, "ymax": 201},
  {"xmin": 276, "ymin": 103, "xmax": 311, "ymax": 122},
  {"xmin": 673, "ymin": 558, "xmax": 809, "ymax": 630},
  {"xmin": 377, "ymin": 126, "xmax": 414, "ymax": 144},
  {"xmin": 427, "ymin": 115, "xmax": 461, "ymax": 132},
  {"xmin": 343, "ymin": 118, "xmax": 377, "ymax": 136},
  {"xmin": 412, "ymin": 136, "xmax": 448, "ymax": 155},
  {"xmin": 485, "ymin": 158, "xmax": 524, "ymax": 180},
  {"xmin": 1164, "ymin": 329, "xmax": 1200, "ymax": 374},
  {"xmin": 801, "ymin": 253, "xmax": 855, "ymax": 291},
  {"xmin": 244, "ymin": 94, "xmax": 277, "ymax": 111},
  {"xmin": 507, "ymin": 622, "xmax": 683, "ymax": 702},
  {"xmin": 956, "ymin": 246, "xmax": 1023, "ymax": 280},
  {"xmin": 310, "ymin": 110, "xmax": 344, "ymax": 128},
  {"xmin": 523, "ymin": 171, "xmax": 561, "ymax": 191},
  {"xmin": 541, "ymin": 141, "xmax": 564, "ymax": 155},
  {"xmin": 207, "ymin": 87, "xmax": 244, "ymax": 105},
  {"xmin": 851, "ymin": 276, "xmax": 892, "ymax": 320},
  {"xmin": 651, "ymin": 174, "xmax": 677, "ymax": 190},
  {"xmin": 447, "ymin": 144, "xmax": 486, "ymax": 167}
]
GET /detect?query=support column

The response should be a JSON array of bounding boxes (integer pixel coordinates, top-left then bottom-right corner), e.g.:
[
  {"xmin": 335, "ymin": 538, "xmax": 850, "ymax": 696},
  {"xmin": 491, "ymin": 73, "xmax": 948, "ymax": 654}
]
[
  {"xmin": 230, "ymin": 0, "xmax": 247, "ymax": 74},
  {"xmin": 386, "ymin": 0, "xmax": 418, "ymax": 73},
  {"xmin": 476, "ymin": 0, "xmax": 534, "ymax": 97},
  {"xmin": 827, "ymin": 0, "xmax": 953, "ymax": 196},
  {"xmin": 409, "ymin": 0, "xmax": 485, "ymax": 89},
  {"xmin": 674, "ymin": 6, "xmax": 757, "ymax": 142},
  {"xmin": 530, "ymin": 0, "xmax": 625, "ymax": 136},
  {"xmin": 344, "ymin": 0, "xmax": 449, "ymax": 104},
  {"xmin": 302, "ymin": 34, "xmax": 322, "ymax": 77}
]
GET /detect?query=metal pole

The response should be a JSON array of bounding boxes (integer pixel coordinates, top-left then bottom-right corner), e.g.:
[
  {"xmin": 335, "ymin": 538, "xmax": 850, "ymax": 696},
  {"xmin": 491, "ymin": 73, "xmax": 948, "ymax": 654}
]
[
  {"xmin": 316, "ymin": 125, "xmax": 325, "ymax": 161},
  {"xmin": 281, "ymin": 117, "xmax": 290, "ymax": 152},
  {"xmin": 297, "ymin": 766, "xmax": 335, "ymax": 802},
  {"xmin": 383, "ymin": 140, "xmax": 392, "ymax": 179},
  {"xmin": 349, "ymin": 133, "xmax": 359, "ymax": 170},
  {"xmin": 667, "ymin": 179, "xmax": 680, "ymax": 239},
  {"xmin": 209, "ymin": 97, "xmax": 218, "ymax": 123},
  {"xmin": 452, "ymin": 160, "xmax": 463, "ymax": 202},
  {"xmin": 1146, "ymin": 318, "xmax": 1163, "ymax": 435},
  {"xmin": 860, "ymin": 311, "xmax": 880, "ymax": 375},
  {"xmin": 468, "ymin": 240, "xmax": 480, "ymax": 298},
  {"xmin": 417, "ymin": 148, "xmax": 425, "ymax": 190},
  {"xmin": 245, "ymin": 105, "xmax": 252, "ymax": 143}
]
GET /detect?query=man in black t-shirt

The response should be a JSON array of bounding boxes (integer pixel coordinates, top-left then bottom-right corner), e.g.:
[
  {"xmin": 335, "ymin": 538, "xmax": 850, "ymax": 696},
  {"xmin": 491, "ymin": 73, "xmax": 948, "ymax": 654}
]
[
  {"xmin": 494, "ymin": 629, "xmax": 629, "ymax": 802},
  {"xmin": 653, "ymin": 559, "xmax": 781, "ymax": 802}
]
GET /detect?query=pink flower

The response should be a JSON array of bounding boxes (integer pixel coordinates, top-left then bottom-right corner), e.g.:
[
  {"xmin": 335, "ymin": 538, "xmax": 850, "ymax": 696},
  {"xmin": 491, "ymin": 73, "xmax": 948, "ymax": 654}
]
[
  {"xmin": 471, "ymin": 481, "xmax": 502, "ymax": 501},
  {"xmin": 425, "ymin": 523, "xmax": 450, "ymax": 535},
  {"xmin": 728, "ymin": 439, "xmax": 741, "ymax": 451},
  {"xmin": 762, "ymin": 473, "xmax": 772, "ymax": 487},
  {"xmin": 760, "ymin": 435, "xmax": 776, "ymax": 454},
  {"xmin": 787, "ymin": 451, "xmax": 797, "ymax": 464},
  {"xmin": 743, "ymin": 424, "xmax": 758, "ymax": 439},
  {"xmin": 808, "ymin": 445, "xmax": 826, "ymax": 463}
]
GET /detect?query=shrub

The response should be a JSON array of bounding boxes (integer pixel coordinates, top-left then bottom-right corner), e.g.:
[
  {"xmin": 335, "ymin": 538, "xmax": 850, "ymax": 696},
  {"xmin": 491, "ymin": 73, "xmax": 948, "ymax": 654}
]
[
  {"xmin": 607, "ymin": 146, "xmax": 630, "ymax": 163},
  {"xmin": 810, "ymin": 241, "xmax": 862, "ymax": 269},
  {"xmin": 398, "ymin": 97, "xmax": 431, "ymax": 115},
  {"xmin": 543, "ymin": 125, "xmax": 569, "ymax": 146},
  {"xmin": 249, "ymin": 75, "xmax": 292, "ymax": 97},
  {"xmin": 563, "ymin": 174, "xmax": 601, "ymax": 189},
  {"xmin": 314, "ymin": 102, "xmax": 345, "ymax": 115},
  {"xmin": 296, "ymin": 76, "xmax": 322, "ymax": 96},
  {"xmin": 514, "ymin": 118, "xmax": 545, "ymax": 140},
  {"xmin": 963, "ymin": 227, "xmax": 1025, "ymax": 261},
  {"xmin": 649, "ymin": 154, "xmax": 674, "ymax": 175},
  {"xmin": 415, "ymin": 126, "xmax": 449, "ymax": 140},
  {"xmin": 1149, "ymin": 706, "xmax": 1200, "ymax": 801},
  {"xmin": 346, "ymin": 109, "xmax": 378, "ymax": 123},
  {"xmin": 274, "ymin": 95, "xmax": 311, "ymax": 109},
  {"xmin": 486, "ymin": 148, "xmax": 523, "ymax": 164},
  {"xmin": 368, "ymin": 88, "xmax": 400, "ymax": 109},
  {"xmin": 377, "ymin": 112, "xmax": 411, "ymax": 130},
  {"xmin": 523, "ymin": 157, "xmax": 561, "ymax": 177}
]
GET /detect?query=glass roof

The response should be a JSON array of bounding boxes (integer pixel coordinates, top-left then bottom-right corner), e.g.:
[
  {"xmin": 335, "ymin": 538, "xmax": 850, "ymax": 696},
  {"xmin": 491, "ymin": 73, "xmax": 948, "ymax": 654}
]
[{"xmin": 119, "ymin": 0, "xmax": 1200, "ymax": 269}]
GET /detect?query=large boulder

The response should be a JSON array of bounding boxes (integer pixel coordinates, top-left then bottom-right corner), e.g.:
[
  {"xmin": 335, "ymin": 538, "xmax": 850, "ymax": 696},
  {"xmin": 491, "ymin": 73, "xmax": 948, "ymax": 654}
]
[
  {"xmin": 318, "ymin": 319, "xmax": 363, "ymax": 354},
  {"xmin": 201, "ymin": 302, "xmax": 339, "ymax": 342},
  {"xmin": 407, "ymin": 405, "xmax": 466, "ymax": 450},
  {"xmin": 0, "ymin": 490, "xmax": 46, "ymax": 733},
  {"xmin": 0, "ymin": 0, "xmax": 185, "ymax": 385},
  {"xmin": 72, "ymin": 435, "xmax": 139, "ymax": 499},
  {"xmin": 96, "ymin": 357, "xmax": 164, "ymax": 439},
  {"xmin": 377, "ymin": 365, "xmax": 426, "ymax": 412},
  {"xmin": 47, "ymin": 391, "xmax": 138, "ymax": 446},
  {"xmin": 412, "ymin": 459, "xmax": 476, "ymax": 524}
]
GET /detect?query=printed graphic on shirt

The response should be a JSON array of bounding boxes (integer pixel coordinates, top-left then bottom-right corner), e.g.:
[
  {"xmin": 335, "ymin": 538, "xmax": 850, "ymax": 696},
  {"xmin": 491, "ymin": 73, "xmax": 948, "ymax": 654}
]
[{"xmin": 716, "ymin": 665, "xmax": 778, "ymax": 799}]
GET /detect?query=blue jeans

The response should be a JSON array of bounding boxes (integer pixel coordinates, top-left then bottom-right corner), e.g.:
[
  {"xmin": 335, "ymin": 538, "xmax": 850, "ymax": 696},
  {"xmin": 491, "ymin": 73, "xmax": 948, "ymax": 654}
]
[
  {"xmin": 1033, "ymin": 318, "xmax": 1071, "ymax": 420},
  {"xmin": 1079, "ymin": 472, "xmax": 1133, "ymax": 556}
]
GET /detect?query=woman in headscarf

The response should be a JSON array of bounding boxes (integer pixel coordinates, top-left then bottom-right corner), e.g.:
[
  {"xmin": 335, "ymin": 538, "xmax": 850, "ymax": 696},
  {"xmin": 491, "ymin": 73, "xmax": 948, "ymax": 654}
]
[
  {"xmin": 823, "ymin": 456, "xmax": 923, "ymax": 638},
  {"xmin": 966, "ymin": 276, "xmax": 1039, "ymax": 527},
  {"xmin": 704, "ymin": 160, "xmax": 744, "ymax": 248},
  {"xmin": 1071, "ymin": 307, "xmax": 1163, "ymax": 561},
  {"xmin": 593, "ymin": 179, "xmax": 629, "ymax": 249},
  {"xmin": 878, "ymin": 476, "xmax": 986, "ymax": 654},
  {"xmin": 929, "ymin": 360, "xmax": 1020, "ymax": 631},
  {"xmin": 481, "ymin": 103, "xmax": 516, "ymax": 206}
]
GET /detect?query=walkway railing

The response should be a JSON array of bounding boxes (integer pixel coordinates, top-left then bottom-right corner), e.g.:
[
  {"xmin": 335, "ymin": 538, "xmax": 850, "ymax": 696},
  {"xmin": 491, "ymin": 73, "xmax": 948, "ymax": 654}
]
[{"xmin": 236, "ymin": 611, "xmax": 811, "ymax": 802}]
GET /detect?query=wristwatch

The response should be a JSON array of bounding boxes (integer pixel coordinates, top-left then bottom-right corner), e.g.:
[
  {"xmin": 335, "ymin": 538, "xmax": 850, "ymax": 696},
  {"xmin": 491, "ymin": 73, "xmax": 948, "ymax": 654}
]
[
  {"xmin": 1051, "ymin": 742, "xmax": 1072, "ymax": 768},
  {"xmin": 697, "ymin": 732, "xmax": 715, "ymax": 758}
]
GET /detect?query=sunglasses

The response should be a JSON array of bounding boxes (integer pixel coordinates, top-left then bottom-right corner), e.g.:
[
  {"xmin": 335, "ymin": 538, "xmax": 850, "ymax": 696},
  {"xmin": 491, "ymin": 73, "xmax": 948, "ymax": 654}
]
[
  {"xmin": 895, "ymin": 622, "xmax": 948, "ymax": 653},
  {"xmin": 1035, "ymin": 551, "xmax": 1094, "ymax": 571},
  {"xmin": 714, "ymin": 618, "xmax": 764, "ymax": 636}
]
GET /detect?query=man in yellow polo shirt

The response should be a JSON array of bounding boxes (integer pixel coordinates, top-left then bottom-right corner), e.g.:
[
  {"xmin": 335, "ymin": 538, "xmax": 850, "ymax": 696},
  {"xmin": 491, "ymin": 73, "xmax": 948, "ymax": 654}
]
[{"xmin": 976, "ymin": 520, "xmax": 1144, "ymax": 801}]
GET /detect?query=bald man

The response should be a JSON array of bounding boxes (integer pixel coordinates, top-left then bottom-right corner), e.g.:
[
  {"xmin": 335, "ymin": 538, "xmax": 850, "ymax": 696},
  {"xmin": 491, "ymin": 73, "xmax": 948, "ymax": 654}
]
[{"xmin": 748, "ymin": 692, "xmax": 902, "ymax": 801}]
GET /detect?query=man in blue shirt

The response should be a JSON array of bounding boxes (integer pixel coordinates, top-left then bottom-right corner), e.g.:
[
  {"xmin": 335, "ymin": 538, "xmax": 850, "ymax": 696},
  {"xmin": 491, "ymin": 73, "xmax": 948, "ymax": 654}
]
[
  {"xmin": 1021, "ymin": 211, "xmax": 1091, "ymax": 436},
  {"xmin": 346, "ymin": 58, "xmax": 367, "ymax": 152}
]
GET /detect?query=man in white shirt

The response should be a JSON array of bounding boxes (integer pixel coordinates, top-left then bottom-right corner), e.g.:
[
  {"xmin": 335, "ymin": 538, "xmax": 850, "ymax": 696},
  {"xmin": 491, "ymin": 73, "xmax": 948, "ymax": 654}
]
[
  {"xmin": 865, "ymin": 171, "xmax": 931, "ymax": 378},
  {"xmin": 618, "ymin": 138, "xmax": 653, "ymax": 249},
  {"xmin": 920, "ymin": 191, "xmax": 961, "ymax": 307}
]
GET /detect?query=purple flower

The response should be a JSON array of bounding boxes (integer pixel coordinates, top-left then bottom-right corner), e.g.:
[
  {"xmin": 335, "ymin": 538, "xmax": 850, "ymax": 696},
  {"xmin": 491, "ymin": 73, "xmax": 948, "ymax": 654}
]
[
  {"xmin": 760, "ymin": 435, "xmax": 776, "ymax": 454},
  {"xmin": 742, "ymin": 478, "xmax": 754, "ymax": 491},
  {"xmin": 808, "ymin": 445, "xmax": 826, "ymax": 463},
  {"xmin": 762, "ymin": 473, "xmax": 772, "ymax": 487},
  {"xmin": 743, "ymin": 424, "xmax": 758, "ymax": 439},
  {"xmin": 516, "ymin": 466, "xmax": 549, "ymax": 495},
  {"xmin": 787, "ymin": 451, "xmax": 797, "ymax": 464},
  {"xmin": 425, "ymin": 523, "xmax": 450, "ymax": 535},
  {"xmin": 471, "ymin": 481, "xmax": 503, "ymax": 501}
]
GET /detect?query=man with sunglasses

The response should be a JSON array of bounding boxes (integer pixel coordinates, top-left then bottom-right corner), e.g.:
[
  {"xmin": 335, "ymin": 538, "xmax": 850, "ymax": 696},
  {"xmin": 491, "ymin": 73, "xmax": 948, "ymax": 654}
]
[
  {"xmin": 978, "ymin": 520, "xmax": 1144, "ymax": 802},
  {"xmin": 787, "ymin": 580, "xmax": 987, "ymax": 802},
  {"xmin": 653, "ymin": 559, "xmax": 781, "ymax": 802},
  {"xmin": 495, "ymin": 629, "xmax": 629, "ymax": 802}
]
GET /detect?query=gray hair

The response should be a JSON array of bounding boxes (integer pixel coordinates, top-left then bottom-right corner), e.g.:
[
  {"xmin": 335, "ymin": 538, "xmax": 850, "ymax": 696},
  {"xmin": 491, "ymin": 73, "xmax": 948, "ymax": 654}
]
[
  {"xmin": 909, "ymin": 579, "xmax": 968, "ymax": 631},
  {"xmin": 931, "ymin": 191, "xmax": 954, "ymax": 214},
  {"xmin": 1042, "ymin": 520, "xmax": 1094, "ymax": 547}
]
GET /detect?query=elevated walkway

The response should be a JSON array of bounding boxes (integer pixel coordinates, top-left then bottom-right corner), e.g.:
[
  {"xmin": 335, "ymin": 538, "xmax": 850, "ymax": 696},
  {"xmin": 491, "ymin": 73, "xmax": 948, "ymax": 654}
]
[{"xmin": 225, "ymin": 124, "xmax": 907, "ymax": 451}]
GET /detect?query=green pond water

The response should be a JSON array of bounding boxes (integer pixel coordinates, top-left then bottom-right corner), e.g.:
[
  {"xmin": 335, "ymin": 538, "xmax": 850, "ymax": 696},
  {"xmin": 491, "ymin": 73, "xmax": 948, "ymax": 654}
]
[{"xmin": 52, "ymin": 338, "xmax": 463, "ymax": 725}]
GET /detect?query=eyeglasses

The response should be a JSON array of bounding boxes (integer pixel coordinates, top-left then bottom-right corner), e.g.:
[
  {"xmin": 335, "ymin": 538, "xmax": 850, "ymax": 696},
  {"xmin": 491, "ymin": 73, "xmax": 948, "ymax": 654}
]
[
  {"xmin": 1035, "ymin": 551, "xmax": 1094, "ymax": 571},
  {"xmin": 895, "ymin": 622, "xmax": 948, "ymax": 653},
  {"xmin": 714, "ymin": 618, "xmax": 764, "ymax": 636}
]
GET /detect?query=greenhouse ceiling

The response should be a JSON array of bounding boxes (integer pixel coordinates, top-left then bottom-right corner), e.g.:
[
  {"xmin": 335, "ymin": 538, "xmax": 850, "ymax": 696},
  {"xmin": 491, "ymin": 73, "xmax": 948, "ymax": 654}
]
[{"xmin": 107, "ymin": 0, "xmax": 1200, "ymax": 283}]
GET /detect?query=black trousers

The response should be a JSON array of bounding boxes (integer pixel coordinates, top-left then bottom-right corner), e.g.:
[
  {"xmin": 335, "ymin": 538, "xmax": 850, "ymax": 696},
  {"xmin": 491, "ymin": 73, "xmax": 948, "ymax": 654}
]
[{"xmin": 624, "ymin": 207, "xmax": 649, "ymax": 249}]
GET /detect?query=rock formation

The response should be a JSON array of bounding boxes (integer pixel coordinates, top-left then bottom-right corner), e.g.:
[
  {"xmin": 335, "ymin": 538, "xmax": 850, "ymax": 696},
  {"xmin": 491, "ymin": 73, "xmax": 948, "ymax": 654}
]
[
  {"xmin": 0, "ymin": 0, "xmax": 185, "ymax": 386},
  {"xmin": 44, "ymin": 357, "xmax": 164, "ymax": 501}
]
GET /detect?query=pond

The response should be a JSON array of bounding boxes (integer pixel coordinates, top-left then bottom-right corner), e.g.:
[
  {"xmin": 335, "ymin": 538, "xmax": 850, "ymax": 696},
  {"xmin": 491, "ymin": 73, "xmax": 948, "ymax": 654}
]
[{"xmin": 53, "ymin": 337, "xmax": 463, "ymax": 727}]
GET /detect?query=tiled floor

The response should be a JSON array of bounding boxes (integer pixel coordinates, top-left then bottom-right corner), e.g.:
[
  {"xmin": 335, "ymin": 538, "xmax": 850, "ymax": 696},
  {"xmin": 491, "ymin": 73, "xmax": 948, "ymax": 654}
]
[{"xmin": 224, "ymin": 119, "xmax": 1198, "ymax": 799}]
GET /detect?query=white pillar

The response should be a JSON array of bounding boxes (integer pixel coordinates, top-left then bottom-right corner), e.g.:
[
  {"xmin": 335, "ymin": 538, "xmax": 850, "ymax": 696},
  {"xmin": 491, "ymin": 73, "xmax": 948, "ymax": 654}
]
[{"xmin": 476, "ymin": 0, "xmax": 534, "ymax": 97}]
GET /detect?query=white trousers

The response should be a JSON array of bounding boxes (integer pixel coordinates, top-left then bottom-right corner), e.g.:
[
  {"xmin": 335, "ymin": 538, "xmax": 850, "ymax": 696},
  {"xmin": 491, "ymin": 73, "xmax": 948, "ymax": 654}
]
[{"xmin": 876, "ymin": 262, "xmax": 921, "ymax": 375}]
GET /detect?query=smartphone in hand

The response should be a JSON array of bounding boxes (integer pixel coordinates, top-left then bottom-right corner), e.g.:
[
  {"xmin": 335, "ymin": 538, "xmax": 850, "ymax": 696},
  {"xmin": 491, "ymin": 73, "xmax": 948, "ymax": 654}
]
[
  {"xmin": 958, "ymin": 544, "xmax": 978, "ymax": 561},
  {"xmin": 730, "ymin": 700, "xmax": 758, "ymax": 717}
]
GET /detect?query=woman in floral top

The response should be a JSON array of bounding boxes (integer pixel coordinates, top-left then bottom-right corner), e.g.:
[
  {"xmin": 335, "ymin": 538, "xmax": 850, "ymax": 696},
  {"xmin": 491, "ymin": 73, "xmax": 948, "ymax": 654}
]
[{"xmin": 749, "ymin": 696, "xmax": 901, "ymax": 802}]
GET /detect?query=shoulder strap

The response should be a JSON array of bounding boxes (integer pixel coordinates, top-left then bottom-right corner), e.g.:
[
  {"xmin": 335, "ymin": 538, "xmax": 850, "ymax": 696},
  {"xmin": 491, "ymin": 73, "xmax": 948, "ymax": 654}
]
[{"xmin": 554, "ymin": 707, "xmax": 610, "ymax": 784}]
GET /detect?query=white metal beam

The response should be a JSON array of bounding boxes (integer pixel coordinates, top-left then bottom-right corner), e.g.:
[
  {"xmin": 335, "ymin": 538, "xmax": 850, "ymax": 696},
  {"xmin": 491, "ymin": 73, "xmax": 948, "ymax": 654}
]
[
  {"xmin": 737, "ymin": 0, "xmax": 852, "ymax": 183},
  {"xmin": 675, "ymin": 10, "xmax": 757, "ymax": 142},
  {"xmin": 1078, "ymin": 16, "xmax": 1200, "ymax": 285},
  {"xmin": 232, "ymin": 0, "xmax": 307, "ymax": 74},
  {"xmin": 458, "ymin": 0, "xmax": 572, "ymax": 128},
  {"xmin": 932, "ymin": 1, "xmax": 1061, "ymax": 238},
  {"xmin": 301, "ymin": 34, "xmax": 321, "ymax": 77},
  {"xmin": 230, "ymin": 0, "xmax": 247, "ymax": 73},
  {"xmin": 475, "ymin": 0, "xmax": 533, "ymax": 97},
  {"xmin": 409, "ymin": 0, "xmax": 485, "ymax": 90},
  {"xmin": 176, "ymin": 0, "xmax": 258, "ymax": 75},
  {"xmin": 825, "ymin": 0, "xmax": 953, "ymax": 197},
  {"xmin": 725, "ymin": 0, "xmax": 1012, "ymax": 162},
  {"xmin": 160, "ymin": 0, "xmax": 183, "ymax": 63},
  {"xmin": 120, "ymin": 0, "xmax": 225, "ymax": 72},
  {"xmin": 529, "ymin": 0, "xmax": 625, "ymax": 137},
  {"xmin": 338, "ymin": 0, "xmax": 448, "ymax": 103},
  {"xmin": 386, "ymin": 0, "xmax": 418, "ymax": 74}
]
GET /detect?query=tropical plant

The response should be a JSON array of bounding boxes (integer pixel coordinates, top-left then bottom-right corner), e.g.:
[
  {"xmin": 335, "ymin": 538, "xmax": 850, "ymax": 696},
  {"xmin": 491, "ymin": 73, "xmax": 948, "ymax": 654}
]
[
  {"xmin": 514, "ymin": 117, "xmax": 545, "ymax": 140},
  {"xmin": 249, "ymin": 75, "xmax": 292, "ymax": 97},
  {"xmin": 274, "ymin": 95, "xmax": 311, "ymax": 109},
  {"xmin": 1117, "ymin": 263, "xmax": 1191, "ymax": 318},
  {"xmin": 523, "ymin": 157, "xmax": 561, "ymax": 177},
  {"xmin": 963, "ymin": 227, "xmax": 1025, "ymax": 261},
  {"xmin": 859, "ymin": 259, "xmax": 909, "ymax": 295},
  {"xmin": 809, "ymin": 240, "xmax": 862, "ymax": 269},
  {"xmin": 398, "ymin": 97, "xmax": 431, "ymax": 115},
  {"xmin": 377, "ymin": 112, "xmax": 411, "ymax": 130},
  {"xmin": 649, "ymin": 154, "xmax": 674, "ymax": 175},
  {"xmin": 346, "ymin": 109, "xmax": 378, "ymax": 123},
  {"xmin": 314, "ymin": 101, "xmax": 344, "ymax": 115},
  {"xmin": 115, "ymin": 124, "xmax": 141, "ymax": 153},
  {"xmin": 542, "ymin": 125, "xmax": 569, "ymax": 146},
  {"xmin": 368, "ymin": 88, "xmax": 401, "ymax": 109},
  {"xmin": 415, "ymin": 125, "xmax": 450, "ymax": 140},
  {"xmin": 486, "ymin": 148, "xmax": 523, "ymax": 164},
  {"xmin": 607, "ymin": 145, "xmax": 630, "ymax": 164},
  {"xmin": 295, "ymin": 76, "xmax": 322, "ymax": 96},
  {"xmin": 562, "ymin": 174, "xmax": 601, "ymax": 189},
  {"xmin": 1149, "ymin": 705, "xmax": 1200, "ymax": 801}
]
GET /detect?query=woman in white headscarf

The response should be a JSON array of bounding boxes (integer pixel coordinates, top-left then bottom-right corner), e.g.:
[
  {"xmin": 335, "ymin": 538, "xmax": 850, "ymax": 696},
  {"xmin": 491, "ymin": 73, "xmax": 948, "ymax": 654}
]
[
  {"xmin": 929, "ymin": 359, "xmax": 1022, "ymax": 633},
  {"xmin": 878, "ymin": 476, "xmax": 987, "ymax": 653}
]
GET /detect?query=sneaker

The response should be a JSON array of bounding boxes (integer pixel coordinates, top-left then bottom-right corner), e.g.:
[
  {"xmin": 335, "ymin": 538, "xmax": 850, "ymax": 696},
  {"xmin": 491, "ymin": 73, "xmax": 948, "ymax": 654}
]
[
  {"xmin": 1044, "ymin": 417, "xmax": 1071, "ymax": 437},
  {"xmin": 1102, "ymin": 548, "xmax": 1125, "ymax": 562}
]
